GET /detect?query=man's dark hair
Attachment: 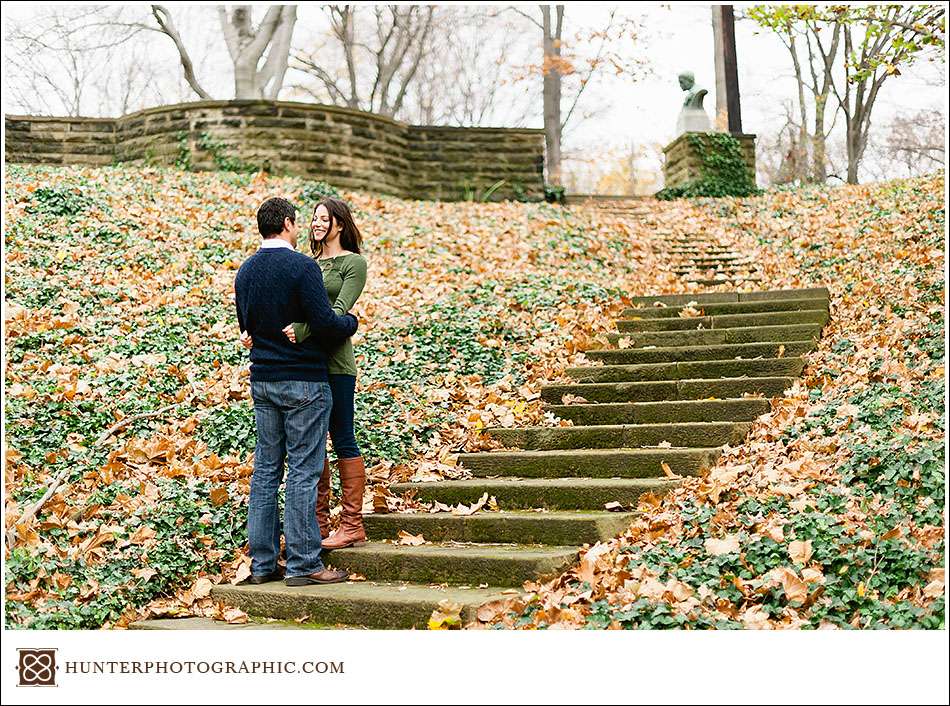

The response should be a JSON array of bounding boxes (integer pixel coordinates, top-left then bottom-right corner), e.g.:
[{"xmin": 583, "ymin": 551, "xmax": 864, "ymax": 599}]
[{"xmin": 257, "ymin": 197, "xmax": 297, "ymax": 238}]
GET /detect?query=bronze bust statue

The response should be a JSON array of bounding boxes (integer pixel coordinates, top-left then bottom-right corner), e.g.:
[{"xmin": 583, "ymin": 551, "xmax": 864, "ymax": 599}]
[{"xmin": 676, "ymin": 71, "xmax": 712, "ymax": 135}]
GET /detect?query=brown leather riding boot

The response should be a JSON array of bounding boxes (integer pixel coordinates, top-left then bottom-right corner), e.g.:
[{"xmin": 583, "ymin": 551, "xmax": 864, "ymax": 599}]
[
  {"xmin": 321, "ymin": 456, "xmax": 366, "ymax": 550},
  {"xmin": 316, "ymin": 457, "xmax": 332, "ymax": 539}
]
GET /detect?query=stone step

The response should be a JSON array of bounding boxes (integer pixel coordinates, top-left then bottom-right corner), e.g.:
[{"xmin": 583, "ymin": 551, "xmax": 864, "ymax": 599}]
[
  {"xmin": 615, "ymin": 309, "xmax": 829, "ymax": 332},
  {"xmin": 667, "ymin": 246, "xmax": 735, "ymax": 252},
  {"xmin": 458, "ymin": 447, "xmax": 718, "ymax": 478},
  {"xmin": 547, "ymin": 398, "xmax": 771, "ymax": 424},
  {"xmin": 621, "ymin": 298, "xmax": 831, "ymax": 318},
  {"xmin": 584, "ymin": 340, "xmax": 817, "ymax": 364},
  {"xmin": 676, "ymin": 274, "xmax": 761, "ymax": 282},
  {"xmin": 606, "ymin": 323, "xmax": 822, "ymax": 347},
  {"xmin": 391, "ymin": 477, "xmax": 680, "ymax": 511},
  {"xmin": 566, "ymin": 357, "xmax": 805, "ymax": 383},
  {"xmin": 364, "ymin": 510, "xmax": 636, "ymax": 545},
  {"xmin": 542, "ymin": 376, "xmax": 793, "ymax": 403},
  {"xmin": 671, "ymin": 260, "xmax": 750, "ymax": 268},
  {"xmin": 674, "ymin": 267, "xmax": 759, "ymax": 276},
  {"xmin": 630, "ymin": 287, "xmax": 830, "ymax": 307},
  {"xmin": 488, "ymin": 421, "xmax": 749, "ymax": 449},
  {"xmin": 687, "ymin": 277, "xmax": 764, "ymax": 286},
  {"xmin": 211, "ymin": 581, "xmax": 508, "ymax": 630},
  {"xmin": 327, "ymin": 542, "xmax": 579, "ymax": 587},
  {"xmin": 130, "ymin": 617, "xmax": 301, "ymax": 630},
  {"xmin": 668, "ymin": 255, "xmax": 744, "ymax": 263},
  {"xmin": 672, "ymin": 264, "xmax": 753, "ymax": 272}
]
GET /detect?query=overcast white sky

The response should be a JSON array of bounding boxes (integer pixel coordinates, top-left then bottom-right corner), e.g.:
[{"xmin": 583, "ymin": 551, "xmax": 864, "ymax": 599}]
[{"xmin": 2, "ymin": 2, "xmax": 946, "ymax": 188}]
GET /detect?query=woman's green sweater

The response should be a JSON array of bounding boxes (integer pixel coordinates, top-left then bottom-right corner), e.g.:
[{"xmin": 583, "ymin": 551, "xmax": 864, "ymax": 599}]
[{"xmin": 291, "ymin": 253, "xmax": 367, "ymax": 376}]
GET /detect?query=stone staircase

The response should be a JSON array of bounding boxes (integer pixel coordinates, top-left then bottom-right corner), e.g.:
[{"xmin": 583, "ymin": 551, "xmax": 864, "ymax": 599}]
[
  {"xmin": 563, "ymin": 194, "xmax": 653, "ymax": 218},
  {"xmin": 662, "ymin": 234, "xmax": 763, "ymax": 286},
  {"xmin": 133, "ymin": 234, "xmax": 830, "ymax": 630}
]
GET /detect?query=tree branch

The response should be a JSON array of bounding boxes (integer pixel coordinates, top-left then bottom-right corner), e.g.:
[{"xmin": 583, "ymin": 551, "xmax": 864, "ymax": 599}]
[{"xmin": 152, "ymin": 4, "xmax": 212, "ymax": 99}]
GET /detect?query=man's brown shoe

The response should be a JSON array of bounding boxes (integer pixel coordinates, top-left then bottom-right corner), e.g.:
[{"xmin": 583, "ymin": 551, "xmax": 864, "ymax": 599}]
[{"xmin": 285, "ymin": 568, "xmax": 349, "ymax": 586}]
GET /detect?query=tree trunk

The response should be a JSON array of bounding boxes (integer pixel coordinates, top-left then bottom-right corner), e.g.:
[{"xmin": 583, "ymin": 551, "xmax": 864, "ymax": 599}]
[
  {"xmin": 811, "ymin": 95, "xmax": 828, "ymax": 182},
  {"xmin": 218, "ymin": 5, "xmax": 293, "ymax": 100},
  {"xmin": 541, "ymin": 5, "xmax": 564, "ymax": 186}
]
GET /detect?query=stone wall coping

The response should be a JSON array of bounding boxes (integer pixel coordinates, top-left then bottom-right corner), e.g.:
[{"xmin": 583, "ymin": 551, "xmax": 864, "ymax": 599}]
[
  {"xmin": 6, "ymin": 99, "xmax": 544, "ymax": 134},
  {"xmin": 5, "ymin": 114, "xmax": 116, "ymax": 124},
  {"xmin": 662, "ymin": 131, "xmax": 757, "ymax": 154}
]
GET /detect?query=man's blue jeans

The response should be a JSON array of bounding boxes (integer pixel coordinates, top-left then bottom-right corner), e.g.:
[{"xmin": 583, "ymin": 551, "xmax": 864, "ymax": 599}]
[{"xmin": 248, "ymin": 379, "xmax": 332, "ymax": 578}]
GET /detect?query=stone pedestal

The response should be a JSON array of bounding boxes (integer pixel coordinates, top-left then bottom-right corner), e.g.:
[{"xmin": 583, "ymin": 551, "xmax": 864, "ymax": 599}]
[{"xmin": 662, "ymin": 131, "xmax": 756, "ymax": 191}]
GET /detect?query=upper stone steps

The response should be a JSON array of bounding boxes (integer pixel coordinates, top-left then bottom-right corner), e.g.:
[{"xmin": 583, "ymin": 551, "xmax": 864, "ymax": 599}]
[
  {"xmin": 668, "ymin": 254, "xmax": 745, "ymax": 262},
  {"xmin": 687, "ymin": 276, "xmax": 764, "ymax": 286},
  {"xmin": 675, "ymin": 267, "xmax": 761, "ymax": 277}
]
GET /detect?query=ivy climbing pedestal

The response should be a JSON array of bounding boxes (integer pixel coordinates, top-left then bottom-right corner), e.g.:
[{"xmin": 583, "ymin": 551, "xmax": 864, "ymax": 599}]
[{"xmin": 660, "ymin": 132, "xmax": 757, "ymax": 199}]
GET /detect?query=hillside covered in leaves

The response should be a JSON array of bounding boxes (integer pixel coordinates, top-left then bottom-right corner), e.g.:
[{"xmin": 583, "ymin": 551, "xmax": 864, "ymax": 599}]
[{"xmin": 3, "ymin": 165, "xmax": 945, "ymax": 629}]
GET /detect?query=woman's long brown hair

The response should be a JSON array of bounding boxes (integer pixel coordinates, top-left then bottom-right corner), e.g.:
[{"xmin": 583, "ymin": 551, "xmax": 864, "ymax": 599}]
[{"xmin": 309, "ymin": 197, "xmax": 363, "ymax": 257}]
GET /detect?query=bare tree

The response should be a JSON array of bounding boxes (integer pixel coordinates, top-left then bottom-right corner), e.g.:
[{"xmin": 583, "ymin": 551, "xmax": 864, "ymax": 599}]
[
  {"xmin": 861, "ymin": 109, "xmax": 946, "ymax": 180},
  {"xmin": 291, "ymin": 5, "xmax": 434, "ymax": 117},
  {"xmin": 151, "ymin": 4, "xmax": 297, "ymax": 100},
  {"xmin": 403, "ymin": 8, "xmax": 534, "ymax": 127},
  {"xmin": 750, "ymin": 4, "xmax": 945, "ymax": 184},
  {"xmin": 835, "ymin": 5, "xmax": 944, "ymax": 183},
  {"xmin": 508, "ymin": 6, "xmax": 648, "ymax": 187},
  {"xmin": 3, "ymin": 6, "xmax": 149, "ymax": 116}
]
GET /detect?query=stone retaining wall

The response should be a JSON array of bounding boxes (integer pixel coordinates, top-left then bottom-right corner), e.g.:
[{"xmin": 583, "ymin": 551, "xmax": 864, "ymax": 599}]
[
  {"xmin": 662, "ymin": 132, "xmax": 756, "ymax": 191},
  {"xmin": 5, "ymin": 100, "xmax": 545, "ymax": 201}
]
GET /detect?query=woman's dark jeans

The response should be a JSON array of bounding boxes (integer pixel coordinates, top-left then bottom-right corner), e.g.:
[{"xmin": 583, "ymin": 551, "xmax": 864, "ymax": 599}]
[{"xmin": 328, "ymin": 374, "xmax": 361, "ymax": 459}]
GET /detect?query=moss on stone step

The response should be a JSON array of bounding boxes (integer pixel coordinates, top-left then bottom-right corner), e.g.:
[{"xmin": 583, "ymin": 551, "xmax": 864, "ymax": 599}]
[
  {"xmin": 630, "ymin": 287, "xmax": 829, "ymax": 307},
  {"xmin": 328, "ymin": 542, "xmax": 579, "ymax": 586},
  {"xmin": 487, "ymin": 421, "xmax": 750, "ymax": 449},
  {"xmin": 542, "ymin": 376, "xmax": 794, "ymax": 403},
  {"xmin": 616, "ymin": 309, "xmax": 828, "ymax": 332},
  {"xmin": 211, "ymin": 581, "xmax": 509, "ymax": 629},
  {"xmin": 547, "ymin": 398, "xmax": 771, "ymax": 424},
  {"xmin": 364, "ymin": 510, "xmax": 636, "ymax": 545},
  {"xmin": 621, "ymin": 298, "xmax": 830, "ymax": 318},
  {"xmin": 606, "ymin": 323, "xmax": 822, "ymax": 347},
  {"xmin": 566, "ymin": 357, "xmax": 805, "ymax": 383},
  {"xmin": 391, "ymin": 477, "xmax": 680, "ymax": 510},
  {"xmin": 459, "ymin": 447, "xmax": 718, "ymax": 477},
  {"xmin": 584, "ymin": 341, "xmax": 817, "ymax": 365}
]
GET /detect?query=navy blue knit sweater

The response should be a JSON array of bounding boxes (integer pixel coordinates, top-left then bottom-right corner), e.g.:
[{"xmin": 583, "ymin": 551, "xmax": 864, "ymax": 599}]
[{"xmin": 234, "ymin": 246, "xmax": 358, "ymax": 382}]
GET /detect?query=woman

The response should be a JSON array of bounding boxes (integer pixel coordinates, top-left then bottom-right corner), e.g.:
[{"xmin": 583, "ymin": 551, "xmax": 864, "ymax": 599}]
[
  {"xmin": 241, "ymin": 197, "xmax": 369, "ymax": 550},
  {"xmin": 287, "ymin": 197, "xmax": 368, "ymax": 550}
]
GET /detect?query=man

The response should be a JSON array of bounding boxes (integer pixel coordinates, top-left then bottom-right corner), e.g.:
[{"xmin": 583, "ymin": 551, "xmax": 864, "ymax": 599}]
[{"xmin": 234, "ymin": 196, "xmax": 358, "ymax": 586}]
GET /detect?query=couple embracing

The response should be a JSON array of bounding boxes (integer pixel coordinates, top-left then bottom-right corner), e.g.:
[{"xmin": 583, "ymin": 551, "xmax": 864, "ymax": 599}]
[{"xmin": 234, "ymin": 196, "xmax": 368, "ymax": 586}]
